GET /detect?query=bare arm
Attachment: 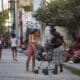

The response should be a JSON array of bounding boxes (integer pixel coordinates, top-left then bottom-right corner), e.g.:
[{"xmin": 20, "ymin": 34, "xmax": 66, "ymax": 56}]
[
  {"xmin": 62, "ymin": 41, "xmax": 67, "ymax": 49},
  {"xmin": 28, "ymin": 34, "xmax": 32, "ymax": 43},
  {"xmin": 57, "ymin": 39, "xmax": 67, "ymax": 49}
]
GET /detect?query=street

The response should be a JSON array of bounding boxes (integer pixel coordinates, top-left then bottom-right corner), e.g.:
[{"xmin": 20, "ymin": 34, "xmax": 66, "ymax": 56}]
[{"xmin": 0, "ymin": 49, "xmax": 80, "ymax": 80}]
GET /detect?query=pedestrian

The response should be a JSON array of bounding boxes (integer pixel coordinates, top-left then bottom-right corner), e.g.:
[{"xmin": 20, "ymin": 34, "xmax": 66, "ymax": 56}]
[
  {"xmin": 70, "ymin": 32, "xmax": 80, "ymax": 49},
  {"xmin": 0, "ymin": 36, "xmax": 2, "ymax": 60},
  {"xmin": 26, "ymin": 29, "xmax": 40, "ymax": 72},
  {"xmin": 10, "ymin": 34, "xmax": 17, "ymax": 61},
  {"xmin": 50, "ymin": 28, "xmax": 66, "ymax": 74}
]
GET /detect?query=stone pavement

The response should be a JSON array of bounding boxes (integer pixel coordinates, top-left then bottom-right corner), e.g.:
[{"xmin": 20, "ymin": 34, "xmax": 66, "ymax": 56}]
[{"xmin": 0, "ymin": 49, "xmax": 80, "ymax": 80}]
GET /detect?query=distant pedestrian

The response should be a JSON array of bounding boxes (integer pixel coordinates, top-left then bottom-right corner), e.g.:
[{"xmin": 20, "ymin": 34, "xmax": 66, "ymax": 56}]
[
  {"xmin": 71, "ymin": 32, "xmax": 80, "ymax": 49},
  {"xmin": 26, "ymin": 29, "xmax": 40, "ymax": 72},
  {"xmin": 0, "ymin": 36, "xmax": 2, "ymax": 60},
  {"xmin": 10, "ymin": 34, "xmax": 17, "ymax": 61},
  {"xmin": 19, "ymin": 35, "xmax": 23, "ymax": 48}
]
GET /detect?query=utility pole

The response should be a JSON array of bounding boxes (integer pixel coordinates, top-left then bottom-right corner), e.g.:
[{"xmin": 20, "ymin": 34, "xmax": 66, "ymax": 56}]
[
  {"xmin": 8, "ymin": 0, "xmax": 16, "ymax": 34},
  {"xmin": 12, "ymin": 0, "xmax": 16, "ymax": 34},
  {"xmin": 9, "ymin": 0, "xmax": 20, "ymax": 47},
  {"xmin": 19, "ymin": 8, "xmax": 23, "ymax": 46},
  {"xmin": 2, "ymin": 0, "xmax": 4, "ymax": 33}
]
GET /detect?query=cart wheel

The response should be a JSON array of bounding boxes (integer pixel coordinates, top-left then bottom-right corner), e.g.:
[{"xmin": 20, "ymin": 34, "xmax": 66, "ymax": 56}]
[
  {"xmin": 34, "ymin": 69, "xmax": 39, "ymax": 74},
  {"xmin": 42, "ymin": 69, "xmax": 49, "ymax": 75},
  {"xmin": 52, "ymin": 70, "xmax": 58, "ymax": 75}
]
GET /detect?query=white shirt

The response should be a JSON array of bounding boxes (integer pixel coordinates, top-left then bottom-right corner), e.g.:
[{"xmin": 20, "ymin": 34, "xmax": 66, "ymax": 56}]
[
  {"xmin": 11, "ymin": 38, "xmax": 17, "ymax": 47},
  {"xmin": 42, "ymin": 52, "xmax": 47, "ymax": 55}
]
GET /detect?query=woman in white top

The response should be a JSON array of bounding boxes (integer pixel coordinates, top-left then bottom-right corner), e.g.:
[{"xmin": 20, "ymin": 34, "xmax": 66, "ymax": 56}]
[
  {"xmin": 0, "ymin": 36, "xmax": 2, "ymax": 60},
  {"xmin": 10, "ymin": 34, "xmax": 17, "ymax": 61}
]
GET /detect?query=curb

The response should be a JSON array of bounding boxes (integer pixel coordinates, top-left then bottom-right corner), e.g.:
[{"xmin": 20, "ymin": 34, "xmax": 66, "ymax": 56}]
[{"xmin": 64, "ymin": 63, "xmax": 80, "ymax": 75}]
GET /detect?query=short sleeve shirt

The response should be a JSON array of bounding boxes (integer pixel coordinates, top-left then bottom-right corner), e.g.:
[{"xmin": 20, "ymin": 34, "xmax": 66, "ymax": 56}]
[
  {"xmin": 51, "ymin": 32, "xmax": 61, "ymax": 43},
  {"xmin": 11, "ymin": 38, "xmax": 17, "ymax": 47},
  {"xmin": 51, "ymin": 32, "xmax": 62, "ymax": 48}
]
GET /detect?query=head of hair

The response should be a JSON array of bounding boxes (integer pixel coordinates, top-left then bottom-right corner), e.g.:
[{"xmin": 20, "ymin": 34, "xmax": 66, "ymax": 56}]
[
  {"xmin": 11, "ymin": 34, "xmax": 16, "ymax": 38},
  {"xmin": 30, "ymin": 29, "xmax": 40, "ymax": 34},
  {"xmin": 50, "ymin": 28, "xmax": 56, "ymax": 34},
  {"xmin": 71, "ymin": 32, "xmax": 77, "ymax": 40}
]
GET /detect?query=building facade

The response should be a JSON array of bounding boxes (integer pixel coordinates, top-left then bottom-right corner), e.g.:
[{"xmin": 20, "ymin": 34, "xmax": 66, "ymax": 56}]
[{"xmin": 19, "ymin": 0, "xmax": 33, "ymax": 11}]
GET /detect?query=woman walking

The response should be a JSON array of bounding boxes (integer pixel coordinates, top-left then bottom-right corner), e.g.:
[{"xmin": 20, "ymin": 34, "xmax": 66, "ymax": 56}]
[
  {"xmin": 26, "ymin": 29, "xmax": 40, "ymax": 72},
  {"xmin": 10, "ymin": 34, "xmax": 17, "ymax": 61}
]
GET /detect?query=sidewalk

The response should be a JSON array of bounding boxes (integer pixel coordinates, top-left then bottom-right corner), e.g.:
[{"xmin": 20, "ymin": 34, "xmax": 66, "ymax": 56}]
[
  {"xmin": 17, "ymin": 48, "xmax": 80, "ymax": 70},
  {"xmin": 0, "ymin": 49, "xmax": 80, "ymax": 80},
  {"xmin": 17, "ymin": 48, "xmax": 80, "ymax": 71}
]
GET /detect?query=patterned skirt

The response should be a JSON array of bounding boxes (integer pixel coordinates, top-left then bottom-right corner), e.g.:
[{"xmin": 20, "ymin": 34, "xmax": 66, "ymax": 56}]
[{"xmin": 53, "ymin": 46, "xmax": 65, "ymax": 65}]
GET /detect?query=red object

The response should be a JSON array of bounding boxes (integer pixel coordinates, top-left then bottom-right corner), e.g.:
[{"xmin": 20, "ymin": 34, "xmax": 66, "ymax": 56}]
[{"xmin": 73, "ymin": 49, "xmax": 80, "ymax": 59}]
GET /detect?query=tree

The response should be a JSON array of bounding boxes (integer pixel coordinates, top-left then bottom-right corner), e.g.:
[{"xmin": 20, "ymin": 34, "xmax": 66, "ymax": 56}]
[
  {"xmin": 33, "ymin": 0, "xmax": 80, "ymax": 29},
  {"xmin": 0, "ymin": 9, "xmax": 9, "ymax": 32}
]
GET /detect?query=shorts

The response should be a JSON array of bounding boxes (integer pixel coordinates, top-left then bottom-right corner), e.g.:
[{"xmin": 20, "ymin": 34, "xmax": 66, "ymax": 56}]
[
  {"xmin": 11, "ymin": 47, "xmax": 17, "ymax": 52},
  {"xmin": 27, "ymin": 45, "xmax": 35, "ymax": 58},
  {"xmin": 53, "ymin": 46, "xmax": 64, "ymax": 65},
  {"xmin": 0, "ymin": 45, "xmax": 2, "ymax": 49}
]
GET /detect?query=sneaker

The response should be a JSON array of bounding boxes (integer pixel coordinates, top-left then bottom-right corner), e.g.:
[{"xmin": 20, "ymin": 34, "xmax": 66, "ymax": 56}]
[
  {"xmin": 60, "ymin": 69, "xmax": 63, "ymax": 72},
  {"xmin": 52, "ymin": 69, "xmax": 58, "ymax": 74},
  {"xmin": 68, "ymin": 60, "xmax": 73, "ymax": 64}
]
